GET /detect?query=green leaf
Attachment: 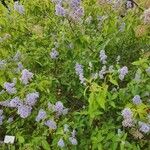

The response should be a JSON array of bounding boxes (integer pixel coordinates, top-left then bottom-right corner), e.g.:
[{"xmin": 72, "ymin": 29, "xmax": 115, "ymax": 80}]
[
  {"xmin": 17, "ymin": 136, "xmax": 25, "ymax": 144},
  {"xmin": 96, "ymin": 84, "xmax": 108, "ymax": 109},
  {"xmin": 42, "ymin": 140, "xmax": 51, "ymax": 150},
  {"xmin": 109, "ymin": 75, "xmax": 118, "ymax": 86}
]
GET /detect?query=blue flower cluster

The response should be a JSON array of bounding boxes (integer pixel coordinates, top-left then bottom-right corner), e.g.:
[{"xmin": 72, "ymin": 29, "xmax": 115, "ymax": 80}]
[
  {"xmin": 53, "ymin": 0, "xmax": 84, "ymax": 22},
  {"xmin": 57, "ymin": 126, "xmax": 78, "ymax": 148},
  {"xmin": 75, "ymin": 63, "xmax": 85, "ymax": 85}
]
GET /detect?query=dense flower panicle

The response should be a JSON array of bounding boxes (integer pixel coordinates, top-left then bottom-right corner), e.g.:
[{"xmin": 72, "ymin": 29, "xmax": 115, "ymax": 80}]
[
  {"xmin": 4, "ymin": 82, "xmax": 17, "ymax": 94},
  {"xmin": 126, "ymin": 1, "xmax": 132, "ymax": 9},
  {"xmin": 69, "ymin": 7, "xmax": 84, "ymax": 22},
  {"xmin": 50, "ymin": 48, "xmax": 59, "ymax": 59},
  {"xmin": 54, "ymin": 101, "xmax": 64, "ymax": 113},
  {"xmin": 75, "ymin": 63, "xmax": 85, "ymax": 84},
  {"xmin": 10, "ymin": 97, "xmax": 22, "ymax": 108},
  {"xmin": 143, "ymin": 8, "xmax": 150, "ymax": 24},
  {"xmin": 17, "ymin": 105, "xmax": 32, "ymax": 118},
  {"xmin": 14, "ymin": 1, "xmax": 25, "ymax": 14},
  {"xmin": 132, "ymin": 95, "xmax": 142, "ymax": 105},
  {"xmin": 79, "ymin": 73, "xmax": 85, "ymax": 84},
  {"xmin": 44, "ymin": 120, "xmax": 57, "ymax": 130},
  {"xmin": 121, "ymin": 108, "xmax": 133, "ymax": 119},
  {"xmin": 119, "ymin": 66, "xmax": 128, "ymax": 80},
  {"xmin": 70, "ymin": 0, "xmax": 81, "ymax": 9},
  {"xmin": 75, "ymin": 63, "xmax": 83, "ymax": 75},
  {"xmin": 0, "ymin": 60, "xmax": 6, "ymax": 69},
  {"xmin": 121, "ymin": 107, "xmax": 134, "ymax": 128},
  {"xmin": 20, "ymin": 69, "xmax": 34, "ymax": 85},
  {"xmin": 55, "ymin": 4, "xmax": 66, "ymax": 16},
  {"xmin": 68, "ymin": 0, "xmax": 84, "ymax": 22},
  {"xmin": 57, "ymin": 138, "xmax": 65, "ymax": 148},
  {"xmin": 69, "ymin": 137, "xmax": 78, "ymax": 145},
  {"xmin": 99, "ymin": 65, "xmax": 106, "ymax": 79},
  {"xmin": 122, "ymin": 118, "xmax": 133, "ymax": 127},
  {"xmin": 25, "ymin": 92, "xmax": 39, "ymax": 106},
  {"xmin": 35, "ymin": 109, "xmax": 47, "ymax": 122},
  {"xmin": 7, "ymin": 117, "xmax": 14, "ymax": 123},
  {"xmin": 99, "ymin": 50, "xmax": 107, "ymax": 64},
  {"xmin": 139, "ymin": 122, "xmax": 150, "ymax": 133},
  {"xmin": 74, "ymin": 7, "xmax": 84, "ymax": 18}
]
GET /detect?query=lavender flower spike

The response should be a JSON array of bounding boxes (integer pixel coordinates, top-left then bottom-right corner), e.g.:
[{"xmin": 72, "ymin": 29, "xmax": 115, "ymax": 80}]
[
  {"xmin": 99, "ymin": 50, "xmax": 107, "ymax": 64},
  {"xmin": 55, "ymin": 4, "xmax": 66, "ymax": 16},
  {"xmin": 4, "ymin": 82, "xmax": 17, "ymax": 94},
  {"xmin": 75, "ymin": 63, "xmax": 83, "ymax": 75},
  {"xmin": 132, "ymin": 95, "xmax": 142, "ymax": 105},
  {"xmin": 14, "ymin": 1, "xmax": 25, "ymax": 14},
  {"xmin": 44, "ymin": 120, "xmax": 57, "ymax": 130},
  {"xmin": 35, "ymin": 109, "xmax": 47, "ymax": 122},
  {"xmin": 70, "ymin": 0, "xmax": 81, "ymax": 9},
  {"xmin": 50, "ymin": 48, "xmax": 59, "ymax": 59},
  {"xmin": 25, "ymin": 92, "xmax": 39, "ymax": 106},
  {"xmin": 121, "ymin": 108, "xmax": 133, "ymax": 119},
  {"xmin": 10, "ymin": 97, "xmax": 22, "ymax": 108},
  {"xmin": 139, "ymin": 122, "xmax": 150, "ymax": 134},
  {"xmin": 20, "ymin": 69, "xmax": 34, "ymax": 85},
  {"xmin": 54, "ymin": 101, "xmax": 64, "ymax": 113},
  {"xmin": 119, "ymin": 66, "xmax": 128, "ymax": 80},
  {"xmin": 75, "ymin": 63, "xmax": 86, "ymax": 84},
  {"xmin": 57, "ymin": 138, "xmax": 65, "ymax": 148},
  {"xmin": 17, "ymin": 105, "xmax": 32, "ymax": 118}
]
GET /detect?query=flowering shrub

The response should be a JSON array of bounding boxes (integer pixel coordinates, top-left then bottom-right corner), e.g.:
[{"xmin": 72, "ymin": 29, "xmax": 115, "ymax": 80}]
[{"xmin": 0, "ymin": 0, "xmax": 150, "ymax": 149}]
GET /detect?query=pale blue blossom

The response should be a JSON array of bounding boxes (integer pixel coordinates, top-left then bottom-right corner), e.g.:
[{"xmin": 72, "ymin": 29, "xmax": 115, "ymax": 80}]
[
  {"xmin": 132, "ymin": 95, "xmax": 142, "ymax": 105},
  {"xmin": 44, "ymin": 120, "xmax": 57, "ymax": 130},
  {"xmin": 35, "ymin": 109, "xmax": 47, "ymax": 122},
  {"xmin": 4, "ymin": 82, "xmax": 17, "ymax": 94},
  {"xmin": 20, "ymin": 69, "xmax": 34, "ymax": 85},
  {"xmin": 17, "ymin": 105, "xmax": 32, "ymax": 118},
  {"xmin": 14, "ymin": 1, "xmax": 25, "ymax": 14},
  {"xmin": 99, "ymin": 50, "xmax": 107, "ymax": 64},
  {"xmin": 58, "ymin": 138, "xmax": 65, "ymax": 148},
  {"xmin": 118, "ymin": 66, "xmax": 128, "ymax": 80},
  {"xmin": 139, "ymin": 122, "xmax": 150, "ymax": 134}
]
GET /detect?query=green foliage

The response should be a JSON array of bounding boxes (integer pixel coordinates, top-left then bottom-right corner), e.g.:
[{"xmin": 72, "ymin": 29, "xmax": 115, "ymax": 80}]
[{"xmin": 0, "ymin": 0, "xmax": 150, "ymax": 149}]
